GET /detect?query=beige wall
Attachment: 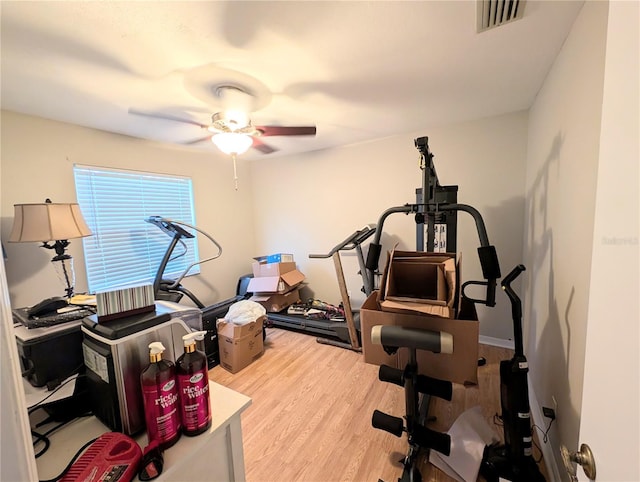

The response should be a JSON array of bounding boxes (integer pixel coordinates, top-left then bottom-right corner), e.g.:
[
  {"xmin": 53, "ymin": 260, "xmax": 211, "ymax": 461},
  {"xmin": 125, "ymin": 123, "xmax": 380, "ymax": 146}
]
[
  {"xmin": 2, "ymin": 109, "xmax": 529, "ymax": 340},
  {"xmin": 1, "ymin": 111, "xmax": 257, "ymax": 309},
  {"xmin": 523, "ymin": 1, "xmax": 608, "ymax": 478},
  {"xmin": 249, "ymin": 111, "xmax": 529, "ymax": 340},
  {"xmin": 579, "ymin": 0, "xmax": 639, "ymax": 477}
]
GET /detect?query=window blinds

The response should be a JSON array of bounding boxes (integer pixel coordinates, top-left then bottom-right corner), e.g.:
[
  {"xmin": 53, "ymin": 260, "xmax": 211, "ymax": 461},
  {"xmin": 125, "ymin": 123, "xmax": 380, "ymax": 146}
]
[{"xmin": 74, "ymin": 165, "xmax": 199, "ymax": 294}]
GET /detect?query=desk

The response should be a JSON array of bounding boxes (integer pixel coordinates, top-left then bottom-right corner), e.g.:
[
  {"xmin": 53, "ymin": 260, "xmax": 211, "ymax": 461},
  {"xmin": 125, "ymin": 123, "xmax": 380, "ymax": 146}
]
[{"xmin": 35, "ymin": 381, "xmax": 252, "ymax": 482}]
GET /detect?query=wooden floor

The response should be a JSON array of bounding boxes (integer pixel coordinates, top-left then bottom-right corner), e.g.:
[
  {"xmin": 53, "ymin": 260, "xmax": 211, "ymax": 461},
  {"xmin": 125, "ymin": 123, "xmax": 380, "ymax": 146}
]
[{"xmin": 209, "ymin": 327, "xmax": 547, "ymax": 482}]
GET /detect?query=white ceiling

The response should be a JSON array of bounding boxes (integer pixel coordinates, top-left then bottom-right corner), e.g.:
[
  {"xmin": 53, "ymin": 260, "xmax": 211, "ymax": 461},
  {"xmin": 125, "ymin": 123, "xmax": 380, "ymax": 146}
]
[{"xmin": 0, "ymin": 1, "xmax": 584, "ymax": 160}]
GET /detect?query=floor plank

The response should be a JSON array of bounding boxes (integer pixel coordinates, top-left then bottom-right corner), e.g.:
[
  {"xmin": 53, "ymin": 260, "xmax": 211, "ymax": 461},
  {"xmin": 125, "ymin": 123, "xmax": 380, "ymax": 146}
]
[{"xmin": 209, "ymin": 327, "xmax": 547, "ymax": 482}]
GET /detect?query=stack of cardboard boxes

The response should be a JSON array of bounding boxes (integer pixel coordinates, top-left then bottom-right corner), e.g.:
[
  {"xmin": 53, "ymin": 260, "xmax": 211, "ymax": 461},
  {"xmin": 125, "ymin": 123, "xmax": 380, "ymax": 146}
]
[
  {"xmin": 216, "ymin": 254, "xmax": 306, "ymax": 374},
  {"xmin": 246, "ymin": 253, "xmax": 306, "ymax": 313}
]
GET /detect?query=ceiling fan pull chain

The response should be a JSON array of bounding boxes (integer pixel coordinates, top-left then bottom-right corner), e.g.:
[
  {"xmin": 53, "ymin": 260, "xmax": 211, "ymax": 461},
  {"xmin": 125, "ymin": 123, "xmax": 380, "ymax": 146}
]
[{"xmin": 232, "ymin": 153, "xmax": 239, "ymax": 191}]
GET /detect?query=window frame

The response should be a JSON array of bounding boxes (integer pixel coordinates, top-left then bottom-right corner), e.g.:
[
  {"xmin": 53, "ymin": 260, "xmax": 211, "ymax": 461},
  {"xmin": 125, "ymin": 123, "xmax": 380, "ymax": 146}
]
[{"xmin": 73, "ymin": 164, "xmax": 200, "ymax": 294}]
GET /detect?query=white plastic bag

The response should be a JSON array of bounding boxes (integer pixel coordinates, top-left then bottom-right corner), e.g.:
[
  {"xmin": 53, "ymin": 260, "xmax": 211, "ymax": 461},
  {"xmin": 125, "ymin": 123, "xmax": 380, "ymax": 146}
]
[{"xmin": 224, "ymin": 300, "xmax": 266, "ymax": 325}]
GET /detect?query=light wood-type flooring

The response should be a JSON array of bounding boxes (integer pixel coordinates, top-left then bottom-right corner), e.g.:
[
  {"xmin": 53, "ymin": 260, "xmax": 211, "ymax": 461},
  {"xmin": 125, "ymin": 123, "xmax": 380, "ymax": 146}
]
[{"xmin": 209, "ymin": 327, "xmax": 548, "ymax": 482}]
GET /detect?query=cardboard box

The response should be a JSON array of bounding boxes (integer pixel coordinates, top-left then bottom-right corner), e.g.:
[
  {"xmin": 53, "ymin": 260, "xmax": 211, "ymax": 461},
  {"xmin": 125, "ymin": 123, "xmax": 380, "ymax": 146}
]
[
  {"xmin": 380, "ymin": 250, "xmax": 457, "ymax": 318},
  {"xmin": 251, "ymin": 289, "xmax": 300, "ymax": 313},
  {"xmin": 217, "ymin": 316, "xmax": 265, "ymax": 373},
  {"xmin": 254, "ymin": 253, "xmax": 294, "ymax": 264},
  {"xmin": 252, "ymin": 261, "xmax": 297, "ymax": 278},
  {"xmin": 379, "ymin": 298, "xmax": 454, "ymax": 319},
  {"xmin": 246, "ymin": 269, "xmax": 305, "ymax": 294},
  {"xmin": 360, "ymin": 291, "xmax": 479, "ymax": 385}
]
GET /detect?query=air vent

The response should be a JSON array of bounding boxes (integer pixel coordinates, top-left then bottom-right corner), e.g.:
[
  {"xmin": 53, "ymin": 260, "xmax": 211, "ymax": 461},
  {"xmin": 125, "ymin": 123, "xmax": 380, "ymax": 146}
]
[{"xmin": 477, "ymin": 0, "xmax": 526, "ymax": 32}]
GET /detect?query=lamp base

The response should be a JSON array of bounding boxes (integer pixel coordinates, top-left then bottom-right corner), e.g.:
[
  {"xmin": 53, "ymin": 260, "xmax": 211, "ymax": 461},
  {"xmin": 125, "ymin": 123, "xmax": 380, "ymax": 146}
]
[{"xmin": 52, "ymin": 254, "xmax": 75, "ymax": 298}]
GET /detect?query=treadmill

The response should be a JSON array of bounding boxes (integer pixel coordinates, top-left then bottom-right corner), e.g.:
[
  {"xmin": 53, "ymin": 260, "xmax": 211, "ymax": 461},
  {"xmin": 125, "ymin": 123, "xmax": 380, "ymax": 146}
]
[{"xmin": 267, "ymin": 224, "xmax": 377, "ymax": 351}]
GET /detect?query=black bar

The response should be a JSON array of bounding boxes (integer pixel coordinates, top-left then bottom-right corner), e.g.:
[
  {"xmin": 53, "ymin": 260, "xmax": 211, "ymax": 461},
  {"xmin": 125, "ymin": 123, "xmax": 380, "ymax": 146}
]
[
  {"xmin": 378, "ymin": 364, "xmax": 404, "ymax": 386},
  {"xmin": 418, "ymin": 375, "xmax": 453, "ymax": 402},
  {"xmin": 412, "ymin": 424, "xmax": 451, "ymax": 456},
  {"xmin": 501, "ymin": 264, "xmax": 525, "ymax": 356},
  {"xmin": 478, "ymin": 245, "xmax": 502, "ymax": 279},
  {"xmin": 379, "ymin": 365, "xmax": 452, "ymax": 401},
  {"xmin": 372, "ymin": 325, "xmax": 449, "ymax": 354},
  {"xmin": 372, "ymin": 409, "xmax": 404, "ymax": 437},
  {"xmin": 152, "ymin": 235, "xmax": 180, "ymax": 297}
]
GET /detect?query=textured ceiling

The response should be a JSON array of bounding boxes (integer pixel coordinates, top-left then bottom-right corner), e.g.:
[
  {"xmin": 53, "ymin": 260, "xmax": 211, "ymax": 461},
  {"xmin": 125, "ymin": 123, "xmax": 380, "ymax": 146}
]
[{"xmin": 0, "ymin": 1, "xmax": 584, "ymax": 159}]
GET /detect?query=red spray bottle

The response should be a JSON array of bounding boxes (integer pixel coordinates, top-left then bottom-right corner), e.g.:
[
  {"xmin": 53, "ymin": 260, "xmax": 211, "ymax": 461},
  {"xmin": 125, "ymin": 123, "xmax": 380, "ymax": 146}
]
[
  {"xmin": 140, "ymin": 342, "xmax": 181, "ymax": 450},
  {"xmin": 176, "ymin": 331, "xmax": 211, "ymax": 436}
]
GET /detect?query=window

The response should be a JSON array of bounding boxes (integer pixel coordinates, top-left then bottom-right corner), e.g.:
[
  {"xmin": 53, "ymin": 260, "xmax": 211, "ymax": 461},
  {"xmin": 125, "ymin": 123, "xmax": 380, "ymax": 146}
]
[{"xmin": 74, "ymin": 165, "xmax": 199, "ymax": 294}]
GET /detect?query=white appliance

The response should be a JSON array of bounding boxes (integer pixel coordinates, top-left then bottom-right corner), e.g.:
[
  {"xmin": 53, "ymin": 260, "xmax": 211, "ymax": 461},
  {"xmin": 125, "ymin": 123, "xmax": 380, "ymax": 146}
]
[{"xmin": 81, "ymin": 302, "xmax": 202, "ymax": 435}]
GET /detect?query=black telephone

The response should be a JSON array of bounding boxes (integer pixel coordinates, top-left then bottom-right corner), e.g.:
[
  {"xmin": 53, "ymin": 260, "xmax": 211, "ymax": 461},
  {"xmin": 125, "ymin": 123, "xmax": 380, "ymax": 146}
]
[{"xmin": 27, "ymin": 296, "xmax": 68, "ymax": 318}]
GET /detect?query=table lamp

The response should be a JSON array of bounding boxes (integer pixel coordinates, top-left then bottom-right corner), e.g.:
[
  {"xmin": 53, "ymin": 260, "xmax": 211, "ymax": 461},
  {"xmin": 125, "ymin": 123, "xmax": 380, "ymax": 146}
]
[{"xmin": 9, "ymin": 199, "xmax": 92, "ymax": 298}]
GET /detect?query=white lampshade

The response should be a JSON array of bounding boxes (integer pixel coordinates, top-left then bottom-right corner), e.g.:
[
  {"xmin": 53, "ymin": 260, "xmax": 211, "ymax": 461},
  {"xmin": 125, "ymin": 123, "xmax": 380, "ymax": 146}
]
[
  {"xmin": 9, "ymin": 203, "xmax": 92, "ymax": 243},
  {"xmin": 211, "ymin": 133, "xmax": 254, "ymax": 155}
]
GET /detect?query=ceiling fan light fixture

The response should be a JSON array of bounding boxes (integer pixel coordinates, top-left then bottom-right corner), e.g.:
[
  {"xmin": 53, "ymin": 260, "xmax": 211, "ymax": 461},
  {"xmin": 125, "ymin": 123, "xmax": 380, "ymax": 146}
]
[
  {"xmin": 211, "ymin": 132, "xmax": 253, "ymax": 155},
  {"xmin": 225, "ymin": 109, "xmax": 249, "ymax": 130},
  {"xmin": 208, "ymin": 111, "xmax": 252, "ymax": 133}
]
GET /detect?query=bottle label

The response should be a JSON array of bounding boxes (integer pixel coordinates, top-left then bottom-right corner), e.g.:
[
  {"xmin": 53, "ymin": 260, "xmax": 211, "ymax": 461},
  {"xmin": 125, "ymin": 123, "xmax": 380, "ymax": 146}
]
[
  {"xmin": 178, "ymin": 371, "xmax": 211, "ymax": 432},
  {"xmin": 142, "ymin": 379, "xmax": 180, "ymax": 444}
]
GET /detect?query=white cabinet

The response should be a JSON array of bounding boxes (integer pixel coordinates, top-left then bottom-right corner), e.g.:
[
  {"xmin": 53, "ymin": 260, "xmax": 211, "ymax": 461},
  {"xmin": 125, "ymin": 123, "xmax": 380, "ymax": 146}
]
[{"xmin": 35, "ymin": 381, "xmax": 251, "ymax": 482}]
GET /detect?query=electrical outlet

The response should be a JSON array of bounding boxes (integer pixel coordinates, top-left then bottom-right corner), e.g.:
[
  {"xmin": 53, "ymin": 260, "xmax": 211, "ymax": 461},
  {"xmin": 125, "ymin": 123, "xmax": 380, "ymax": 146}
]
[
  {"xmin": 552, "ymin": 395, "xmax": 558, "ymax": 415},
  {"xmin": 543, "ymin": 406, "xmax": 556, "ymax": 420}
]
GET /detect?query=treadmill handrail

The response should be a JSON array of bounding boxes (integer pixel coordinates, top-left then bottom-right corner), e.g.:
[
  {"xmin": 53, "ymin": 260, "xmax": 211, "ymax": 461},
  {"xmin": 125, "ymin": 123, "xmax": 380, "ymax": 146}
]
[
  {"xmin": 147, "ymin": 217, "xmax": 223, "ymax": 295},
  {"xmin": 308, "ymin": 224, "xmax": 377, "ymax": 258}
]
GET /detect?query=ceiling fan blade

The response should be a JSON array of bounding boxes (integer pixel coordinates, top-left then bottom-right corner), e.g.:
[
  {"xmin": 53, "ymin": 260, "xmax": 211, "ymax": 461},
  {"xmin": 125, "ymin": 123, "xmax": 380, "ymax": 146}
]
[
  {"xmin": 182, "ymin": 136, "xmax": 213, "ymax": 145},
  {"xmin": 128, "ymin": 108, "xmax": 209, "ymax": 129},
  {"xmin": 255, "ymin": 125, "xmax": 316, "ymax": 137},
  {"xmin": 252, "ymin": 137, "xmax": 278, "ymax": 154}
]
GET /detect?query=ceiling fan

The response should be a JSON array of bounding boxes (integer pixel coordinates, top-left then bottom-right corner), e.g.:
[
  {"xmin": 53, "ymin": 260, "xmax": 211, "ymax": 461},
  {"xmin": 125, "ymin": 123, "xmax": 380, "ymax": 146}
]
[{"xmin": 128, "ymin": 85, "xmax": 316, "ymax": 155}]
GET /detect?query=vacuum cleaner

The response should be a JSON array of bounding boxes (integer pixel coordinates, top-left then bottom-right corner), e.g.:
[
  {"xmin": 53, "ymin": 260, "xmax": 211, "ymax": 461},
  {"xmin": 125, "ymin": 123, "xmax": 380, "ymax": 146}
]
[{"xmin": 480, "ymin": 264, "xmax": 546, "ymax": 482}]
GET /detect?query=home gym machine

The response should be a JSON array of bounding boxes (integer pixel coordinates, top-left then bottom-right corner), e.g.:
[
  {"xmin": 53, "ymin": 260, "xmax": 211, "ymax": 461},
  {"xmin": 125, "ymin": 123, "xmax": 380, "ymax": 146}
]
[
  {"xmin": 371, "ymin": 325, "xmax": 455, "ymax": 482},
  {"xmin": 365, "ymin": 136, "xmax": 501, "ymax": 308},
  {"xmin": 266, "ymin": 224, "xmax": 377, "ymax": 350},
  {"xmin": 480, "ymin": 264, "xmax": 545, "ymax": 482},
  {"xmin": 366, "ymin": 136, "xmax": 502, "ymax": 482},
  {"xmin": 145, "ymin": 216, "xmax": 251, "ymax": 367}
]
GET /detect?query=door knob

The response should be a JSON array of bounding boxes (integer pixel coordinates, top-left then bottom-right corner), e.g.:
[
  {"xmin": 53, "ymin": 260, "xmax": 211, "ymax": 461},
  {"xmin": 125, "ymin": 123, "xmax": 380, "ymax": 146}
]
[{"xmin": 561, "ymin": 443, "xmax": 596, "ymax": 480}]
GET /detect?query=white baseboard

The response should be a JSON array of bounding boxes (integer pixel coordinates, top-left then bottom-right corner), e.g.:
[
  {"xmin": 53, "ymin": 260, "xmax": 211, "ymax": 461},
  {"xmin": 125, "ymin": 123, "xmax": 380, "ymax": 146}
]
[{"xmin": 479, "ymin": 335, "xmax": 515, "ymax": 350}]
